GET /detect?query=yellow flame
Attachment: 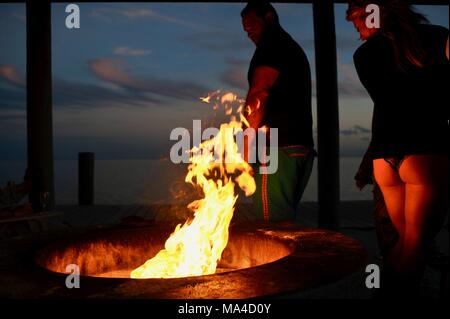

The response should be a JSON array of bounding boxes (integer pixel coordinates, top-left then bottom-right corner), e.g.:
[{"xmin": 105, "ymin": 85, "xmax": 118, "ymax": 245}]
[
  {"xmin": 221, "ymin": 92, "xmax": 237, "ymax": 104},
  {"xmin": 245, "ymin": 105, "xmax": 252, "ymax": 116},
  {"xmin": 200, "ymin": 90, "xmax": 222, "ymax": 104},
  {"xmin": 131, "ymin": 92, "xmax": 255, "ymax": 279},
  {"xmin": 225, "ymin": 106, "xmax": 233, "ymax": 115},
  {"xmin": 255, "ymin": 98, "xmax": 261, "ymax": 110},
  {"xmin": 200, "ymin": 96, "xmax": 211, "ymax": 103}
]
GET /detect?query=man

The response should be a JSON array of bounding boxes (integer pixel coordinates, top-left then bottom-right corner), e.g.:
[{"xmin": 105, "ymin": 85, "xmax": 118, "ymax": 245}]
[{"xmin": 241, "ymin": 1, "xmax": 315, "ymax": 221}]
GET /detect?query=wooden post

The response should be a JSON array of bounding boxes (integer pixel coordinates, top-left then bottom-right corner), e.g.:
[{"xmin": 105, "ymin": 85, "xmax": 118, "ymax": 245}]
[
  {"xmin": 78, "ymin": 152, "xmax": 95, "ymax": 205},
  {"xmin": 313, "ymin": 0, "xmax": 340, "ymax": 229},
  {"xmin": 26, "ymin": 0, "xmax": 55, "ymax": 212}
]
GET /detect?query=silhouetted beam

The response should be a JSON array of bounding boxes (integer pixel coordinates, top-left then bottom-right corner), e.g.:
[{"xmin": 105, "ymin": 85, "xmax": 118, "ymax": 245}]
[
  {"xmin": 26, "ymin": 0, "xmax": 55, "ymax": 212},
  {"xmin": 313, "ymin": 0, "xmax": 340, "ymax": 230}
]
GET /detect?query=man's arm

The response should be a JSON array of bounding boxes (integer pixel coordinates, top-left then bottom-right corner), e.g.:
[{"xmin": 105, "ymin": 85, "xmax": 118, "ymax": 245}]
[
  {"xmin": 243, "ymin": 66, "xmax": 279, "ymax": 163},
  {"xmin": 244, "ymin": 66, "xmax": 279, "ymax": 129}
]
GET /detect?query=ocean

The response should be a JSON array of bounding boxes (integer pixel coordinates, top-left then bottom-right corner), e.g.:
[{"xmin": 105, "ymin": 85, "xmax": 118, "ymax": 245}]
[{"xmin": 0, "ymin": 157, "xmax": 373, "ymax": 205}]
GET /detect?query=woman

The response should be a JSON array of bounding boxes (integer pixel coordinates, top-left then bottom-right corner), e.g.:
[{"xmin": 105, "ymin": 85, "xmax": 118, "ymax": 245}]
[{"xmin": 347, "ymin": 0, "xmax": 449, "ymax": 294}]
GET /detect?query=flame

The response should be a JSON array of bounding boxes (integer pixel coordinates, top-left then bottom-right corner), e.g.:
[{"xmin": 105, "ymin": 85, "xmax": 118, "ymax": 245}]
[
  {"xmin": 245, "ymin": 105, "xmax": 252, "ymax": 116},
  {"xmin": 225, "ymin": 106, "xmax": 233, "ymax": 115},
  {"xmin": 200, "ymin": 89, "xmax": 221, "ymax": 104},
  {"xmin": 200, "ymin": 96, "xmax": 211, "ymax": 103},
  {"xmin": 220, "ymin": 92, "xmax": 237, "ymax": 104},
  {"xmin": 131, "ymin": 91, "xmax": 255, "ymax": 279},
  {"xmin": 255, "ymin": 98, "xmax": 261, "ymax": 110}
]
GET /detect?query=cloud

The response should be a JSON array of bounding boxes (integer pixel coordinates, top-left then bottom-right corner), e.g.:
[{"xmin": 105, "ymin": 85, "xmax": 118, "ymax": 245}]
[
  {"xmin": 12, "ymin": 13, "xmax": 26, "ymax": 22},
  {"xmin": 91, "ymin": 7, "xmax": 152, "ymax": 21},
  {"xmin": 181, "ymin": 30, "xmax": 251, "ymax": 53},
  {"xmin": 88, "ymin": 58, "xmax": 211, "ymax": 101},
  {"xmin": 90, "ymin": 7, "xmax": 207, "ymax": 31},
  {"xmin": 336, "ymin": 34, "xmax": 361, "ymax": 51},
  {"xmin": 53, "ymin": 78, "xmax": 161, "ymax": 108},
  {"xmin": 0, "ymin": 64, "xmax": 162, "ymax": 110},
  {"xmin": 0, "ymin": 87, "xmax": 25, "ymax": 110},
  {"xmin": 114, "ymin": 47, "xmax": 151, "ymax": 56},
  {"xmin": 337, "ymin": 63, "xmax": 369, "ymax": 97},
  {"xmin": 120, "ymin": 8, "xmax": 155, "ymax": 18},
  {"xmin": 353, "ymin": 125, "xmax": 371, "ymax": 134},
  {"xmin": 0, "ymin": 61, "xmax": 210, "ymax": 111},
  {"xmin": 0, "ymin": 112, "xmax": 26, "ymax": 121},
  {"xmin": 0, "ymin": 78, "xmax": 161, "ymax": 111},
  {"xmin": 0, "ymin": 110, "xmax": 27, "ymax": 135},
  {"xmin": 0, "ymin": 64, "xmax": 25, "ymax": 88},
  {"xmin": 88, "ymin": 59, "xmax": 133, "ymax": 85},
  {"xmin": 340, "ymin": 125, "xmax": 371, "ymax": 136},
  {"xmin": 219, "ymin": 58, "xmax": 248, "ymax": 91}
]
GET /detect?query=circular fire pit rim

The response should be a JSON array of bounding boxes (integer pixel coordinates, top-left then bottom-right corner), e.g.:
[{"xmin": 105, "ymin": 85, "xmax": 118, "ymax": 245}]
[
  {"xmin": 32, "ymin": 222, "xmax": 368, "ymax": 299},
  {"xmin": 34, "ymin": 221, "xmax": 299, "ymax": 277}
]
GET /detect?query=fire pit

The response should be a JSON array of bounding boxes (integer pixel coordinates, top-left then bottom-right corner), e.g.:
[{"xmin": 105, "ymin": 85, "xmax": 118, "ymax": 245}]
[
  {"xmin": 30, "ymin": 221, "xmax": 367, "ymax": 298},
  {"xmin": 36, "ymin": 223, "xmax": 294, "ymax": 278}
]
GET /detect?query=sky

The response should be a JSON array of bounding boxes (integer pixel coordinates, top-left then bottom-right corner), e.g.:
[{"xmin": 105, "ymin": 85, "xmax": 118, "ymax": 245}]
[{"xmin": 0, "ymin": 2, "xmax": 448, "ymax": 160}]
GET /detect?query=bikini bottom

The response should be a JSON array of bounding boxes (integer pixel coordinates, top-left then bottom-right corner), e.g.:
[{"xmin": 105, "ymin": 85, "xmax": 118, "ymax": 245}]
[{"xmin": 383, "ymin": 156, "xmax": 409, "ymax": 172}]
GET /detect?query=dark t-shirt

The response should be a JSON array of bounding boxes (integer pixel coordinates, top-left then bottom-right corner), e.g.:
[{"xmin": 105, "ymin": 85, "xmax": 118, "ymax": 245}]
[
  {"xmin": 248, "ymin": 25, "xmax": 314, "ymax": 148},
  {"xmin": 354, "ymin": 24, "xmax": 449, "ymax": 158}
]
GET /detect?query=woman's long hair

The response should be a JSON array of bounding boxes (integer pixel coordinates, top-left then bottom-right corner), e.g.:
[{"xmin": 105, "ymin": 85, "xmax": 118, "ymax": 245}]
[{"xmin": 347, "ymin": 0, "xmax": 430, "ymax": 72}]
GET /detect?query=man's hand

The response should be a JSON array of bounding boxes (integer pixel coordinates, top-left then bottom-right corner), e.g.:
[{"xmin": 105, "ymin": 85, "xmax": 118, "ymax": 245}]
[{"xmin": 244, "ymin": 66, "xmax": 279, "ymax": 130}]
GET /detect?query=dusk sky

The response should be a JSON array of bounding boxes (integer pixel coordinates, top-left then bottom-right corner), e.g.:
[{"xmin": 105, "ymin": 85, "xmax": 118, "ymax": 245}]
[{"xmin": 0, "ymin": 2, "xmax": 448, "ymax": 160}]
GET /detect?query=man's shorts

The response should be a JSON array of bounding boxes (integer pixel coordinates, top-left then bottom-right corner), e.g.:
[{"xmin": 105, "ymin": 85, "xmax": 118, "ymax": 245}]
[{"xmin": 251, "ymin": 145, "xmax": 315, "ymax": 221}]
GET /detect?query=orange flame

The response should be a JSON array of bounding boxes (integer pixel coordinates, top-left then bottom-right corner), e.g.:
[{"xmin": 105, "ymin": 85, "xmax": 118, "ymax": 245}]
[{"xmin": 130, "ymin": 92, "xmax": 255, "ymax": 279}]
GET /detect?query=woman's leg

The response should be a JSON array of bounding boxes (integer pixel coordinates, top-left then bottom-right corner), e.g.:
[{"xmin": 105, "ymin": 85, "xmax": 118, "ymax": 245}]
[
  {"xmin": 373, "ymin": 159, "xmax": 411, "ymax": 296},
  {"xmin": 397, "ymin": 155, "xmax": 449, "ymax": 276},
  {"xmin": 373, "ymin": 159, "xmax": 407, "ymax": 278},
  {"xmin": 373, "ymin": 159, "xmax": 406, "ymax": 242}
]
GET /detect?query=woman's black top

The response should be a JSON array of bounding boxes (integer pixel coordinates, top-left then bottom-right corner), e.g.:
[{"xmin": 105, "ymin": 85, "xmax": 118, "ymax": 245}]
[{"xmin": 354, "ymin": 24, "xmax": 449, "ymax": 159}]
